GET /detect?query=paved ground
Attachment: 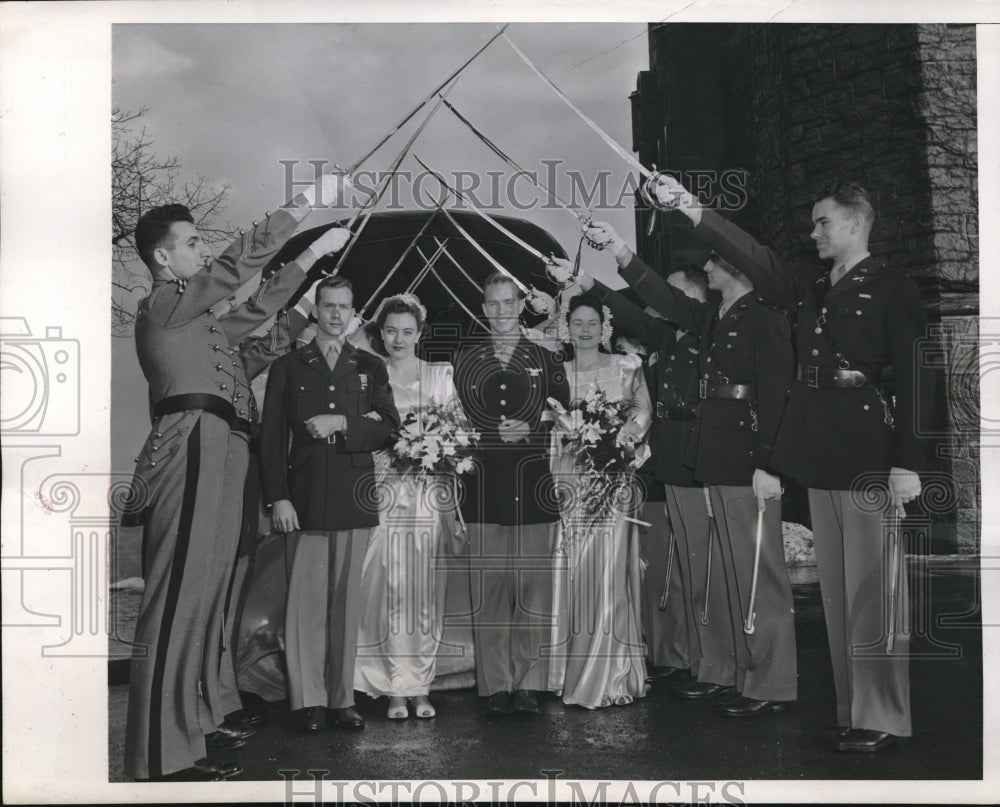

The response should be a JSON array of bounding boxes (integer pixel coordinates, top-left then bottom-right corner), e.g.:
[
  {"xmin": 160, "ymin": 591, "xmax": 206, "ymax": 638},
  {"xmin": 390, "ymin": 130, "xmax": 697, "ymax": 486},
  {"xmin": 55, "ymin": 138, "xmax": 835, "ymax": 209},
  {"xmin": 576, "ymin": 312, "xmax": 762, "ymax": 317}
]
[{"xmin": 108, "ymin": 558, "xmax": 982, "ymax": 783}]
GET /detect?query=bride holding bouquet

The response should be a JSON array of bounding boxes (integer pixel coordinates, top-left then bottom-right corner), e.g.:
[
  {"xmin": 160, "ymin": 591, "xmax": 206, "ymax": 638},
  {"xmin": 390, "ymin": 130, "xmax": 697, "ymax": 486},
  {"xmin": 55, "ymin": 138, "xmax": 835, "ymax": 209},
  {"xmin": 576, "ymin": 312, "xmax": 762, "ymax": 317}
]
[{"xmin": 354, "ymin": 294, "xmax": 478, "ymax": 720}]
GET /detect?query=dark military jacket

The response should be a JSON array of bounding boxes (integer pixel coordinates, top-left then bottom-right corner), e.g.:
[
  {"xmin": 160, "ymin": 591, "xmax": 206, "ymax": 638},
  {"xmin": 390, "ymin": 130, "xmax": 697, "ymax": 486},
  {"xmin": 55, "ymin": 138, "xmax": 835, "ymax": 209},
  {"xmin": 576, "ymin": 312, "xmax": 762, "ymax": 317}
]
[
  {"xmin": 591, "ymin": 279, "xmax": 701, "ymax": 488},
  {"xmin": 453, "ymin": 334, "xmax": 570, "ymax": 525},
  {"xmin": 694, "ymin": 210, "xmax": 927, "ymax": 490},
  {"xmin": 259, "ymin": 340, "xmax": 400, "ymax": 531},
  {"xmin": 616, "ymin": 255, "xmax": 794, "ymax": 487}
]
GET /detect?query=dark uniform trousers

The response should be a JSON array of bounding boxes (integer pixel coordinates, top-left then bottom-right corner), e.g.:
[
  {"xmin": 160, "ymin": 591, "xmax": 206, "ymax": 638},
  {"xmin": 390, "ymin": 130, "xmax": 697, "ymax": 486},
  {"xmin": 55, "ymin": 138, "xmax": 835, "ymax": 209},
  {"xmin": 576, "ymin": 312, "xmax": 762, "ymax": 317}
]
[
  {"xmin": 691, "ymin": 208, "xmax": 925, "ymax": 735},
  {"xmin": 607, "ymin": 257, "xmax": 797, "ymax": 703}
]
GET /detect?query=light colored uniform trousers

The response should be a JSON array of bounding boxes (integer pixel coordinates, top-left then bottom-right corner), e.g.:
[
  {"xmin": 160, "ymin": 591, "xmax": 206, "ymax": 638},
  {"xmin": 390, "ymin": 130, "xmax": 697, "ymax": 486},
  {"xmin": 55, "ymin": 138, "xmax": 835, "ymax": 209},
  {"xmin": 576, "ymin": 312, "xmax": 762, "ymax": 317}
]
[
  {"xmin": 468, "ymin": 522, "xmax": 556, "ymax": 696},
  {"xmin": 284, "ymin": 528, "xmax": 369, "ymax": 710},
  {"xmin": 809, "ymin": 489, "xmax": 911, "ymax": 736},
  {"xmin": 639, "ymin": 498, "xmax": 688, "ymax": 670},
  {"xmin": 664, "ymin": 485, "xmax": 736, "ymax": 687},
  {"xmin": 710, "ymin": 486, "xmax": 797, "ymax": 702},
  {"xmin": 125, "ymin": 411, "xmax": 248, "ymax": 779}
]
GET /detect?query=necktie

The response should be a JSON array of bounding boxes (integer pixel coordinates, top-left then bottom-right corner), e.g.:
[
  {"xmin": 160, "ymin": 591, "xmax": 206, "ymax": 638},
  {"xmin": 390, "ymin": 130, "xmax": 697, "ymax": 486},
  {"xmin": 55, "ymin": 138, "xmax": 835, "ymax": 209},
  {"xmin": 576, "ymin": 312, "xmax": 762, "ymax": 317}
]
[{"xmin": 323, "ymin": 342, "xmax": 340, "ymax": 370}]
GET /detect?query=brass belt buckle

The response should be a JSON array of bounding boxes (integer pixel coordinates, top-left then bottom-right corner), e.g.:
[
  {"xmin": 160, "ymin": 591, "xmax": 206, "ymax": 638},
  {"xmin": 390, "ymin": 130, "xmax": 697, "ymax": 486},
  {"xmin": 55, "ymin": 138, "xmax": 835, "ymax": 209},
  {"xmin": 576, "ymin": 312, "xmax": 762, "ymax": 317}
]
[
  {"xmin": 656, "ymin": 401, "xmax": 665, "ymax": 419},
  {"xmin": 806, "ymin": 365, "xmax": 820, "ymax": 389}
]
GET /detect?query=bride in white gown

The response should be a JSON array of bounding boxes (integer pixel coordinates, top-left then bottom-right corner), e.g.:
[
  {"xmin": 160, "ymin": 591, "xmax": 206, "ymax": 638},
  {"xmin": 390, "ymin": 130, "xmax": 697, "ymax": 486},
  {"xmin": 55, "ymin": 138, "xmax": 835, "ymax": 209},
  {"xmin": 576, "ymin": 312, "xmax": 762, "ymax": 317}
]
[
  {"xmin": 353, "ymin": 294, "xmax": 462, "ymax": 719},
  {"xmin": 548, "ymin": 293, "xmax": 652, "ymax": 708}
]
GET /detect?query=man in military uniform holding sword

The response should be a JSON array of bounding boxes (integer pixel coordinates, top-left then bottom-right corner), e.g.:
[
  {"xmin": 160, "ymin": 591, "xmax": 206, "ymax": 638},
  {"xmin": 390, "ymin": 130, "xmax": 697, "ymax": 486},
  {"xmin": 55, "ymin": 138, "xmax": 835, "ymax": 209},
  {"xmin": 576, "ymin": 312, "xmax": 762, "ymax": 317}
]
[
  {"xmin": 554, "ymin": 221, "xmax": 798, "ymax": 718},
  {"xmin": 653, "ymin": 175, "xmax": 926, "ymax": 752}
]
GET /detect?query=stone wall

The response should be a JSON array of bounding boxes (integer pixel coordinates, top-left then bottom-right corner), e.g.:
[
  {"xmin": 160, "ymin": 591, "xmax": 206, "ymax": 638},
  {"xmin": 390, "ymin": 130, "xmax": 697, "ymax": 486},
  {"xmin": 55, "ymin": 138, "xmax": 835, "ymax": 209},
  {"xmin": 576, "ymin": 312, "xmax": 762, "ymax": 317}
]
[{"xmin": 638, "ymin": 23, "xmax": 979, "ymax": 550}]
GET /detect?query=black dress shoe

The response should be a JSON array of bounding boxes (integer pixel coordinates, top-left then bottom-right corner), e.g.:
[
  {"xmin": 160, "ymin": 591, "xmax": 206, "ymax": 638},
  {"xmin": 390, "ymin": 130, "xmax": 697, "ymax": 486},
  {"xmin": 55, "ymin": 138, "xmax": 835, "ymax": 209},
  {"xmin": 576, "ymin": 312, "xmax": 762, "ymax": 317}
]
[
  {"xmin": 811, "ymin": 725, "xmax": 851, "ymax": 742},
  {"xmin": 720, "ymin": 696, "xmax": 789, "ymax": 717},
  {"xmin": 146, "ymin": 758, "xmax": 243, "ymax": 782},
  {"xmin": 511, "ymin": 689, "xmax": 540, "ymax": 714},
  {"xmin": 226, "ymin": 707, "xmax": 264, "ymax": 727},
  {"xmin": 330, "ymin": 706, "xmax": 365, "ymax": 729},
  {"xmin": 486, "ymin": 691, "xmax": 513, "ymax": 715},
  {"xmin": 296, "ymin": 706, "xmax": 327, "ymax": 732},
  {"xmin": 834, "ymin": 729, "xmax": 907, "ymax": 753},
  {"xmin": 673, "ymin": 681, "xmax": 735, "ymax": 700},
  {"xmin": 205, "ymin": 722, "xmax": 254, "ymax": 751}
]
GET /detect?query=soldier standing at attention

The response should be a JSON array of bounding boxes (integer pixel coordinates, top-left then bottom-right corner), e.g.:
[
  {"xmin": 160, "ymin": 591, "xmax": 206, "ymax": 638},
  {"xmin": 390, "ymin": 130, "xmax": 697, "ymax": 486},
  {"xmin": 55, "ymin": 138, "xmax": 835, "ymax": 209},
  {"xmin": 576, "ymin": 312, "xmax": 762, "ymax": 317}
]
[
  {"xmin": 580, "ymin": 221, "xmax": 798, "ymax": 719},
  {"xmin": 654, "ymin": 176, "xmax": 926, "ymax": 752},
  {"xmin": 260, "ymin": 275, "xmax": 400, "ymax": 735},
  {"xmin": 124, "ymin": 173, "xmax": 351, "ymax": 781},
  {"xmin": 453, "ymin": 272, "xmax": 571, "ymax": 717}
]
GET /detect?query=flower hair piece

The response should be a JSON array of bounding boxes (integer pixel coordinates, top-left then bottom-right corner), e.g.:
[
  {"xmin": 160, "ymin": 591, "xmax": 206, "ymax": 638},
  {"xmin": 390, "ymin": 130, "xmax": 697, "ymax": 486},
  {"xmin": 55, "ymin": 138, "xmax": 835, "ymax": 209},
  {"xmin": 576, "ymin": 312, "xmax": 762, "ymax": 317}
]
[
  {"xmin": 556, "ymin": 293, "xmax": 571, "ymax": 344},
  {"xmin": 370, "ymin": 292, "xmax": 428, "ymax": 326},
  {"xmin": 601, "ymin": 305, "xmax": 614, "ymax": 350}
]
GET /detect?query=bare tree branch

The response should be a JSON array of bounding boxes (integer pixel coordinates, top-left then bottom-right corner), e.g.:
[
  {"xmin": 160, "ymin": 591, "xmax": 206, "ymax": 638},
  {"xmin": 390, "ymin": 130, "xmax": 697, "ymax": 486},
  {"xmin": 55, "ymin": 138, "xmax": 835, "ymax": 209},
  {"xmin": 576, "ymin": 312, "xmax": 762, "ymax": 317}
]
[{"xmin": 112, "ymin": 105, "xmax": 234, "ymax": 336}]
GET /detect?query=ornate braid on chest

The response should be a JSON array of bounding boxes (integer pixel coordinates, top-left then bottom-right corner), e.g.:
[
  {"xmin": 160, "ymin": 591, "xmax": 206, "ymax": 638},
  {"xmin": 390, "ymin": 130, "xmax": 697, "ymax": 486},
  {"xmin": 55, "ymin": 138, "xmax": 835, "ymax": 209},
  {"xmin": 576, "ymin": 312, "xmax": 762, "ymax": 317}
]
[{"xmin": 201, "ymin": 322, "xmax": 255, "ymax": 420}]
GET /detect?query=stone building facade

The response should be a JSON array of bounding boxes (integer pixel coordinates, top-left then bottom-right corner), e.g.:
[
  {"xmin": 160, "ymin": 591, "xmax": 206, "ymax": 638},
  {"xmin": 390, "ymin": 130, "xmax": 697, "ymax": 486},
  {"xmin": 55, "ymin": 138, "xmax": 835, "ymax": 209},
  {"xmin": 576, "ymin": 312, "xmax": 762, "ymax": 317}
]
[{"xmin": 630, "ymin": 23, "xmax": 979, "ymax": 550}]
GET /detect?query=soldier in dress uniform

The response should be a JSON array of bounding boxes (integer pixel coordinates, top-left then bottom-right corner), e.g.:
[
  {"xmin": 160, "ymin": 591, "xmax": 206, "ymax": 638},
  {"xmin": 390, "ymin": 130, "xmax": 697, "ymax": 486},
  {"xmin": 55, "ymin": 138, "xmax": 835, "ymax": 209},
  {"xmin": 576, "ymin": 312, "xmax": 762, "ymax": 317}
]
[
  {"xmin": 654, "ymin": 176, "xmax": 926, "ymax": 752},
  {"xmin": 580, "ymin": 221, "xmax": 798, "ymax": 718},
  {"xmin": 123, "ymin": 173, "xmax": 352, "ymax": 782},
  {"xmin": 259, "ymin": 275, "xmax": 400, "ymax": 734},
  {"xmin": 453, "ymin": 272, "xmax": 571, "ymax": 716},
  {"xmin": 555, "ymin": 259, "xmax": 733, "ymax": 696}
]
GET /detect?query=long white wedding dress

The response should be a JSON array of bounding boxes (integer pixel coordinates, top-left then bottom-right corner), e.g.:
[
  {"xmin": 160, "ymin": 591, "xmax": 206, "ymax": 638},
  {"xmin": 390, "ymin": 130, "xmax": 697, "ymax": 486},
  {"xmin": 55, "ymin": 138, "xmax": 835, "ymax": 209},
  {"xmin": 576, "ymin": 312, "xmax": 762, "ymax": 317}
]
[
  {"xmin": 354, "ymin": 360, "xmax": 458, "ymax": 697},
  {"xmin": 548, "ymin": 352, "xmax": 652, "ymax": 708}
]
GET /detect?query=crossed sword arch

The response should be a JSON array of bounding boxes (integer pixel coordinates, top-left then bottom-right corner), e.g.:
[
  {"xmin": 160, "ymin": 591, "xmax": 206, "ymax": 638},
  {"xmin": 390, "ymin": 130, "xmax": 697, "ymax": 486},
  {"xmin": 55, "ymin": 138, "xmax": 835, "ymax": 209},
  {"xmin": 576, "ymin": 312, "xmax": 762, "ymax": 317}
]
[{"xmin": 276, "ymin": 24, "xmax": 909, "ymax": 653}]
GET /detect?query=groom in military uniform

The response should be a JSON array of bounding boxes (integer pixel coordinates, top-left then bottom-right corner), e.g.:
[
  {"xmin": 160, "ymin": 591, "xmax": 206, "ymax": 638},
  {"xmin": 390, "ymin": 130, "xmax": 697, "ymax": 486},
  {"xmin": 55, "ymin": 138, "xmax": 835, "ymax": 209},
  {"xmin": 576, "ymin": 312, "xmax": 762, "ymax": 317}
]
[
  {"xmin": 260, "ymin": 275, "xmax": 399, "ymax": 733},
  {"xmin": 454, "ymin": 272, "xmax": 571, "ymax": 716}
]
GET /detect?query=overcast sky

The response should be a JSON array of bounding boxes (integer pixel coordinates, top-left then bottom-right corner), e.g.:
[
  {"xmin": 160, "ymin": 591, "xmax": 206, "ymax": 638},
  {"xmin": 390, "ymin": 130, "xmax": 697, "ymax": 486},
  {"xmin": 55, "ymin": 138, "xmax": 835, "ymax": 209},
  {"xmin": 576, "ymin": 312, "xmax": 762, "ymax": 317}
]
[{"xmin": 111, "ymin": 23, "xmax": 649, "ymax": 474}]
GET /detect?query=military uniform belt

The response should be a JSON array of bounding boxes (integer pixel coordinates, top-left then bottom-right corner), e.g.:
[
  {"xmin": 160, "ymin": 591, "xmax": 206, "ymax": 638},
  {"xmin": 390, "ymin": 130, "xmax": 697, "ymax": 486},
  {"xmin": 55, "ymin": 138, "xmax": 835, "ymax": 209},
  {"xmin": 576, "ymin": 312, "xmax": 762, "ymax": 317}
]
[
  {"xmin": 698, "ymin": 380, "xmax": 756, "ymax": 401},
  {"xmin": 796, "ymin": 364, "xmax": 870, "ymax": 389},
  {"xmin": 656, "ymin": 401, "xmax": 697, "ymax": 420},
  {"xmin": 153, "ymin": 393, "xmax": 255, "ymax": 435}
]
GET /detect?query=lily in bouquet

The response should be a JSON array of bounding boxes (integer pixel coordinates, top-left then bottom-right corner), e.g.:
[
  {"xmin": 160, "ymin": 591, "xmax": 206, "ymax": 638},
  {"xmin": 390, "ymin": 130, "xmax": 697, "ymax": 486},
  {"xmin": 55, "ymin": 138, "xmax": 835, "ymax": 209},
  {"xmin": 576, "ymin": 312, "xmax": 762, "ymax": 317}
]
[
  {"xmin": 386, "ymin": 398, "xmax": 480, "ymax": 552},
  {"xmin": 547, "ymin": 388, "xmax": 651, "ymax": 528},
  {"xmin": 388, "ymin": 398, "xmax": 480, "ymax": 480}
]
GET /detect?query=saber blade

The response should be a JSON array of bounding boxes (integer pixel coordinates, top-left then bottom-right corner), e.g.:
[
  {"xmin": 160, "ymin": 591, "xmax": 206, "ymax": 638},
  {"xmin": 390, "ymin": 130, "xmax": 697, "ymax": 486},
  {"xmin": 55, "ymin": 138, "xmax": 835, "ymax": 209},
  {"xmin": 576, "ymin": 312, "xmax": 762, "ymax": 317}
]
[
  {"xmin": 413, "ymin": 154, "xmax": 549, "ymax": 264},
  {"xmin": 500, "ymin": 28, "xmax": 653, "ymax": 181},
  {"xmin": 346, "ymin": 25, "xmax": 508, "ymax": 174}
]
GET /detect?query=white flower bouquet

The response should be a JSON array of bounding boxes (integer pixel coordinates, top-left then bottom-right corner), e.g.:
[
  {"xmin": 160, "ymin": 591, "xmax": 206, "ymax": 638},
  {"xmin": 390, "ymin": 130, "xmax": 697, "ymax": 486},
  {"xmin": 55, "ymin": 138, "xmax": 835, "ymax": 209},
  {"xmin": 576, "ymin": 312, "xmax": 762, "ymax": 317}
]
[{"xmin": 547, "ymin": 388, "xmax": 650, "ymax": 525}]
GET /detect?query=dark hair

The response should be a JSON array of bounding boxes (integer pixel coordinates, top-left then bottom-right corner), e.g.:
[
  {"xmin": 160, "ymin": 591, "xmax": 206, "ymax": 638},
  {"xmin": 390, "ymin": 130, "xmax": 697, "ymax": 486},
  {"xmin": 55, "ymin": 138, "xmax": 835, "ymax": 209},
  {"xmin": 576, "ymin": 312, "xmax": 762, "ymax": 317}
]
[
  {"xmin": 566, "ymin": 293, "xmax": 605, "ymax": 323},
  {"xmin": 667, "ymin": 263, "xmax": 709, "ymax": 300},
  {"xmin": 483, "ymin": 271, "xmax": 525, "ymax": 300},
  {"xmin": 315, "ymin": 275, "xmax": 354, "ymax": 304},
  {"xmin": 135, "ymin": 204, "xmax": 194, "ymax": 268},
  {"xmin": 706, "ymin": 250, "xmax": 741, "ymax": 278},
  {"xmin": 814, "ymin": 180, "xmax": 876, "ymax": 228},
  {"xmin": 364, "ymin": 294, "xmax": 426, "ymax": 357}
]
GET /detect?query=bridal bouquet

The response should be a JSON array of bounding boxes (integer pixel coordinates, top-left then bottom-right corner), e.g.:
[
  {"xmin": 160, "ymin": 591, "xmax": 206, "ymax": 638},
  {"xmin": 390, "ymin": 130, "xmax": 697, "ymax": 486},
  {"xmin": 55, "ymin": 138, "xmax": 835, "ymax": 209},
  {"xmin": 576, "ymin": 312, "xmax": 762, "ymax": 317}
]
[
  {"xmin": 388, "ymin": 398, "xmax": 480, "ymax": 481},
  {"xmin": 547, "ymin": 389, "xmax": 650, "ymax": 525}
]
